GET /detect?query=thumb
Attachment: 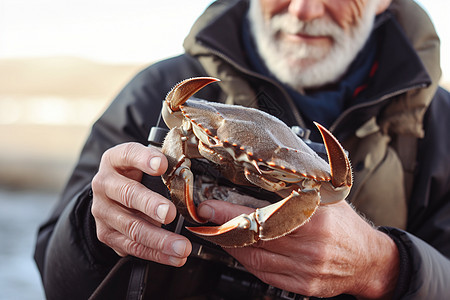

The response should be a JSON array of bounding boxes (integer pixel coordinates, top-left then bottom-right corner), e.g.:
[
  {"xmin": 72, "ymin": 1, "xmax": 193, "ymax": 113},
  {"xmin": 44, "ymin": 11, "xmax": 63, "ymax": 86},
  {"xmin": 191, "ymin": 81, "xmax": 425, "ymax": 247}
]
[{"xmin": 197, "ymin": 200, "xmax": 255, "ymax": 225}]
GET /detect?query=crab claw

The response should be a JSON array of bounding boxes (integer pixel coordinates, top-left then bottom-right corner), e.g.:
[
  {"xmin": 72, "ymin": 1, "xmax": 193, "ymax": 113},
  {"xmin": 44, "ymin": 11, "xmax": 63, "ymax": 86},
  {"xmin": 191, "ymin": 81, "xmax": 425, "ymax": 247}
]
[
  {"xmin": 314, "ymin": 122, "xmax": 352, "ymax": 204},
  {"xmin": 187, "ymin": 214, "xmax": 259, "ymax": 247},
  {"xmin": 162, "ymin": 77, "xmax": 219, "ymax": 129},
  {"xmin": 186, "ymin": 189, "xmax": 320, "ymax": 247}
]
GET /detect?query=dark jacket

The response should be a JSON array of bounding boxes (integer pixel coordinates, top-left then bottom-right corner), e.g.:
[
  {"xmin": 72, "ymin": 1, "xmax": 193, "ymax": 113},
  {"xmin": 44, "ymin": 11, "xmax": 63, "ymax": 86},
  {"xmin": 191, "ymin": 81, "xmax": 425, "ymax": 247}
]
[{"xmin": 35, "ymin": 0, "xmax": 450, "ymax": 299}]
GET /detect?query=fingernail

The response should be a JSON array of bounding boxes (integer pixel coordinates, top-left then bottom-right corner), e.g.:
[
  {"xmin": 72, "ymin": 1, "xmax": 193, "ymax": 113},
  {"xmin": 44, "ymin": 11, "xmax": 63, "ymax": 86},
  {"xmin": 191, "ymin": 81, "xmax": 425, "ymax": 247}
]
[
  {"xmin": 172, "ymin": 240, "xmax": 187, "ymax": 256},
  {"xmin": 149, "ymin": 156, "xmax": 161, "ymax": 171},
  {"xmin": 156, "ymin": 204, "xmax": 169, "ymax": 222},
  {"xmin": 198, "ymin": 204, "xmax": 214, "ymax": 220}
]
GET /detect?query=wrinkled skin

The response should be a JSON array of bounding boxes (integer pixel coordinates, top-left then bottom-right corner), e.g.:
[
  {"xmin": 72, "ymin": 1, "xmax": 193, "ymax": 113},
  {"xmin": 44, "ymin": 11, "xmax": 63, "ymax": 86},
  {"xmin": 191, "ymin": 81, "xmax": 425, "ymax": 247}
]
[
  {"xmin": 197, "ymin": 199, "xmax": 400, "ymax": 299},
  {"xmin": 92, "ymin": 143, "xmax": 191, "ymax": 267}
]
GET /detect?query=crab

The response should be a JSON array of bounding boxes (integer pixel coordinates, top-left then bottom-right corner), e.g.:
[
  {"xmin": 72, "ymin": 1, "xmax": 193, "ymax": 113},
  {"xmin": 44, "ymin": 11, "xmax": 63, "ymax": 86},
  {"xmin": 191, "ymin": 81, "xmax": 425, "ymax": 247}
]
[{"xmin": 160, "ymin": 77, "xmax": 352, "ymax": 247}]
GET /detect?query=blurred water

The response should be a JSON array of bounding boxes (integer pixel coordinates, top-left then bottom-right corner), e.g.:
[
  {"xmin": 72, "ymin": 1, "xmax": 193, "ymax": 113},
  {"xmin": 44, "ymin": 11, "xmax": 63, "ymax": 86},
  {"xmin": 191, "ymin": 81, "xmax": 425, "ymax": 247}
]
[{"xmin": 0, "ymin": 188, "xmax": 58, "ymax": 300}]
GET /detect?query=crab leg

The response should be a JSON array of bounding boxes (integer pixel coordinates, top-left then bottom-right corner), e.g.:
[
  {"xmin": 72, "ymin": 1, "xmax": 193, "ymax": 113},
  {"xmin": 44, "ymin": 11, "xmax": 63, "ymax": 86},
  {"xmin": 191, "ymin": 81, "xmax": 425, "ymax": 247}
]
[
  {"xmin": 169, "ymin": 165, "xmax": 208, "ymax": 224},
  {"xmin": 243, "ymin": 168, "xmax": 287, "ymax": 191},
  {"xmin": 162, "ymin": 128, "xmax": 206, "ymax": 224},
  {"xmin": 186, "ymin": 214, "xmax": 259, "ymax": 247},
  {"xmin": 256, "ymin": 189, "xmax": 319, "ymax": 240},
  {"xmin": 187, "ymin": 189, "xmax": 320, "ymax": 247}
]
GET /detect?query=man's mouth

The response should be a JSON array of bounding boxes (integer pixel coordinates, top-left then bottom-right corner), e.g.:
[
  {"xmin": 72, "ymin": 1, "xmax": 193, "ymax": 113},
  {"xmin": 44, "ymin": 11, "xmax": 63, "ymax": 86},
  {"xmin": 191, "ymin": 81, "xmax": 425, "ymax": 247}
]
[{"xmin": 279, "ymin": 31, "xmax": 332, "ymax": 46}]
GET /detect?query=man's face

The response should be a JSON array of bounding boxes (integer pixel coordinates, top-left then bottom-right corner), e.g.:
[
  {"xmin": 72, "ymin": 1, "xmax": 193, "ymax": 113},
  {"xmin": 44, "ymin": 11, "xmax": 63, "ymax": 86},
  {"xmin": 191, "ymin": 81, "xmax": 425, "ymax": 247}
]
[{"xmin": 248, "ymin": 0, "xmax": 382, "ymax": 90}]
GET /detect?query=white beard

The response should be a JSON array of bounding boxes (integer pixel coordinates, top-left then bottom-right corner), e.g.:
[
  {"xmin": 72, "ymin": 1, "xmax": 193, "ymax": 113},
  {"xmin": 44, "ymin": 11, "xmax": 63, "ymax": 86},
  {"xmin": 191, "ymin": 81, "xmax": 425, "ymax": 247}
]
[{"xmin": 247, "ymin": 0, "xmax": 380, "ymax": 91}]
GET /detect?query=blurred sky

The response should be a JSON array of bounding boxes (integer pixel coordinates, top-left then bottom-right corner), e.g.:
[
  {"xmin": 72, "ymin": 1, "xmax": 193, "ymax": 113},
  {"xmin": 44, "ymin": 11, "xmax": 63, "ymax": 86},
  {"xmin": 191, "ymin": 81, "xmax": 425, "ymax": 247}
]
[{"xmin": 0, "ymin": 0, "xmax": 448, "ymax": 79}]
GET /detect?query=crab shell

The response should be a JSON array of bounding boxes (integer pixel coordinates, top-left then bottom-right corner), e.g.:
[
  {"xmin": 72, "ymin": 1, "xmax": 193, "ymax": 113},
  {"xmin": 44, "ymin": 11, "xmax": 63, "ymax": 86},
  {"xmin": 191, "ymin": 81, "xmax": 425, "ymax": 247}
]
[{"xmin": 160, "ymin": 77, "xmax": 352, "ymax": 247}]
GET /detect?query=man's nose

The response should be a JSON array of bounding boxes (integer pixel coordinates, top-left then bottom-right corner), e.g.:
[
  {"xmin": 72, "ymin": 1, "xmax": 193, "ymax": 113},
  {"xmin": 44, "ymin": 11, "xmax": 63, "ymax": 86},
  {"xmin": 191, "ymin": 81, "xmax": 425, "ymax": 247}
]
[{"xmin": 288, "ymin": 0, "xmax": 325, "ymax": 22}]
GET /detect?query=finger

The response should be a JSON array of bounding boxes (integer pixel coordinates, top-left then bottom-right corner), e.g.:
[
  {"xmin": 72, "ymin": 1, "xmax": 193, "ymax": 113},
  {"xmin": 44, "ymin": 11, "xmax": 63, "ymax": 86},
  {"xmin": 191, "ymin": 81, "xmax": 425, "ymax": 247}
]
[
  {"xmin": 225, "ymin": 246, "xmax": 290, "ymax": 275},
  {"xmin": 101, "ymin": 230, "xmax": 189, "ymax": 267},
  {"xmin": 241, "ymin": 261, "xmax": 324, "ymax": 297},
  {"xmin": 225, "ymin": 246, "xmax": 312, "ymax": 294},
  {"xmin": 96, "ymin": 171, "xmax": 176, "ymax": 224},
  {"xmin": 94, "ymin": 201, "xmax": 192, "ymax": 262},
  {"xmin": 104, "ymin": 142, "xmax": 168, "ymax": 176},
  {"xmin": 197, "ymin": 199, "xmax": 255, "ymax": 224}
]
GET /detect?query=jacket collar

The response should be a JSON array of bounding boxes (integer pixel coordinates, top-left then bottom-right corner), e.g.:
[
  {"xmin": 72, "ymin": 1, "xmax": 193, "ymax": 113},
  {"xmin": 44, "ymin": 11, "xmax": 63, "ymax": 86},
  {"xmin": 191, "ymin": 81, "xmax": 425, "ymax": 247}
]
[
  {"xmin": 184, "ymin": 0, "xmax": 251, "ymax": 68},
  {"xmin": 184, "ymin": 0, "xmax": 433, "ymax": 136},
  {"xmin": 358, "ymin": 11, "xmax": 431, "ymax": 104},
  {"xmin": 330, "ymin": 10, "xmax": 432, "ymax": 137}
]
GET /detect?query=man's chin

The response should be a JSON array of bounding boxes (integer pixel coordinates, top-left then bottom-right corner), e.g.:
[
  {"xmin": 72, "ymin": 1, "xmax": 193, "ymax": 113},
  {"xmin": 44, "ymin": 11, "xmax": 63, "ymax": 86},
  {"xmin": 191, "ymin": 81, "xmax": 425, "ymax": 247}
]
[
  {"xmin": 290, "ymin": 57, "xmax": 323, "ymax": 70},
  {"xmin": 272, "ymin": 56, "xmax": 339, "ymax": 90}
]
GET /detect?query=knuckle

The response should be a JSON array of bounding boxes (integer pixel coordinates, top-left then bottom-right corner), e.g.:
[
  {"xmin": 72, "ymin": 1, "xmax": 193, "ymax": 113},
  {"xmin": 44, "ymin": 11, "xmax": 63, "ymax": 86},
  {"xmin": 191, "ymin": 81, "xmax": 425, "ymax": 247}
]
[
  {"xmin": 100, "ymin": 143, "xmax": 142, "ymax": 170},
  {"xmin": 118, "ymin": 180, "xmax": 140, "ymax": 208},
  {"xmin": 91, "ymin": 172, "xmax": 104, "ymax": 195},
  {"xmin": 100, "ymin": 147, "xmax": 114, "ymax": 166},
  {"xmin": 99, "ymin": 148, "xmax": 110, "ymax": 162},
  {"xmin": 311, "ymin": 244, "xmax": 330, "ymax": 265},
  {"xmin": 300, "ymin": 278, "xmax": 322, "ymax": 297},
  {"xmin": 91, "ymin": 194, "xmax": 108, "ymax": 221},
  {"xmin": 146, "ymin": 249, "xmax": 170, "ymax": 265},
  {"xmin": 132, "ymin": 220, "xmax": 167, "ymax": 252},
  {"xmin": 91, "ymin": 200, "xmax": 100, "ymax": 218},
  {"xmin": 96, "ymin": 226, "xmax": 110, "ymax": 245},
  {"xmin": 125, "ymin": 218, "xmax": 142, "ymax": 242},
  {"xmin": 122, "ymin": 142, "xmax": 140, "ymax": 166},
  {"xmin": 155, "ymin": 234, "xmax": 169, "ymax": 252},
  {"xmin": 96, "ymin": 231, "xmax": 108, "ymax": 244},
  {"xmin": 124, "ymin": 240, "xmax": 162, "ymax": 262},
  {"xmin": 148, "ymin": 249, "xmax": 165, "ymax": 263},
  {"xmin": 247, "ymin": 250, "xmax": 266, "ymax": 270},
  {"xmin": 125, "ymin": 239, "xmax": 145, "ymax": 258},
  {"xmin": 142, "ymin": 193, "xmax": 158, "ymax": 217}
]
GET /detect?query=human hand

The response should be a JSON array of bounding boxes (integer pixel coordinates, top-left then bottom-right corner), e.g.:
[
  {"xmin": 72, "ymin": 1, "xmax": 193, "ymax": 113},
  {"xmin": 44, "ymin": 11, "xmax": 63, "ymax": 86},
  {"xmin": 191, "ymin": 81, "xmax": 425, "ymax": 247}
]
[
  {"xmin": 198, "ymin": 199, "xmax": 400, "ymax": 299},
  {"xmin": 91, "ymin": 142, "xmax": 192, "ymax": 267}
]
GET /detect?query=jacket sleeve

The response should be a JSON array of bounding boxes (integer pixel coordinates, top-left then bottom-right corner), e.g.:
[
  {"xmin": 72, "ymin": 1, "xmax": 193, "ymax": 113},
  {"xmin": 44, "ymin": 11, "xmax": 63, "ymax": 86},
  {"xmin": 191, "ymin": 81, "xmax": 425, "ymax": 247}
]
[
  {"xmin": 33, "ymin": 55, "xmax": 209, "ymax": 299},
  {"xmin": 390, "ymin": 87, "xmax": 450, "ymax": 299}
]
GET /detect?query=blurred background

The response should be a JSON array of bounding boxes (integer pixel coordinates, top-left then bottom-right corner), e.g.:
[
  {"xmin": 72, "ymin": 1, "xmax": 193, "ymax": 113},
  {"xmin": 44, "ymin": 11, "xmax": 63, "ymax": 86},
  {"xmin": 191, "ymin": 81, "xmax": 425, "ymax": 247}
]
[{"xmin": 0, "ymin": 0, "xmax": 447, "ymax": 299}]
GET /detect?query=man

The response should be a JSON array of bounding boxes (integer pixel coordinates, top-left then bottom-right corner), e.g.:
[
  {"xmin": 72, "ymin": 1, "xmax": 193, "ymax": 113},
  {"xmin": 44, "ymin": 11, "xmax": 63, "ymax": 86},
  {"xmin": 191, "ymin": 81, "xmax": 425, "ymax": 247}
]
[{"xmin": 35, "ymin": 0, "xmax": 450, "ymax": 299}]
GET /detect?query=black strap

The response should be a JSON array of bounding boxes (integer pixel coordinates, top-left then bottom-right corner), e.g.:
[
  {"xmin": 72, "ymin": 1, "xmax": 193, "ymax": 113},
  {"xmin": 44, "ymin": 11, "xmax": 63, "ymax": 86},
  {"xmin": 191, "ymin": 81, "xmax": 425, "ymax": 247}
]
[
  {"xmin": 126, "ymin": 257, "xmax": 149, "ymax": 300},
  {"xmin": 88, "ymin": 256, "xmax": 149, "ymax": 300}
]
